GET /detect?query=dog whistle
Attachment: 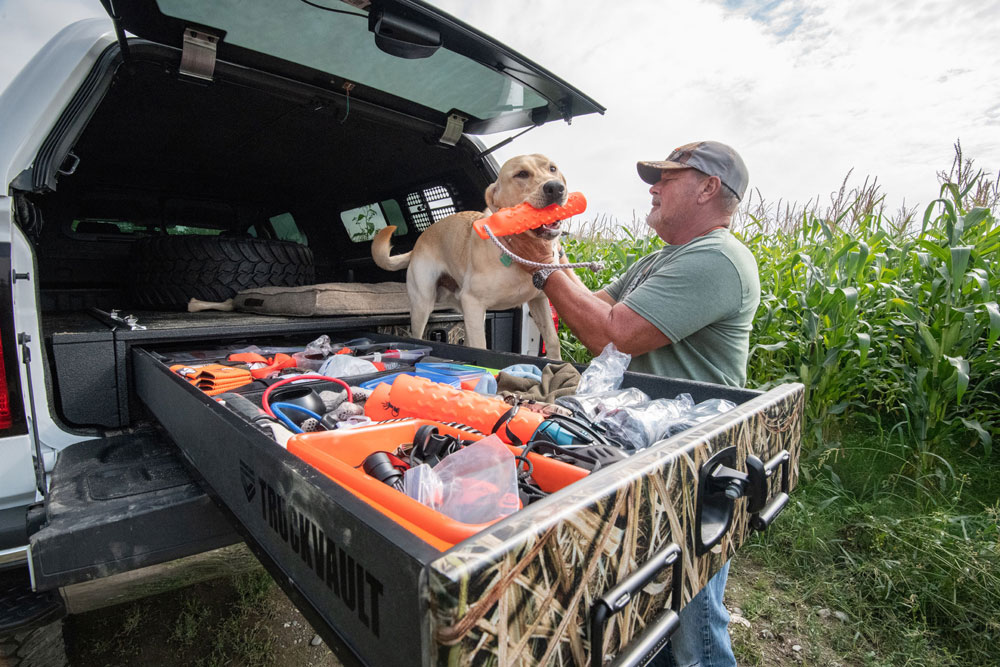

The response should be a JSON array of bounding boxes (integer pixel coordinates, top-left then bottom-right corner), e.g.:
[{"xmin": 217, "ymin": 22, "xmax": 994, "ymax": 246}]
[{"xmin": 473, "ymin": 191, "xmax": 587, "ymax": 239}]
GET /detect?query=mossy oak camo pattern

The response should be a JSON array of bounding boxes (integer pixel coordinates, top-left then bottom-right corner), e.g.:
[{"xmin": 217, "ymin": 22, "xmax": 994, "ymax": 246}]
[{"xmin": 426, "ymin": 382, "xmax": 803, "ymax": 666}]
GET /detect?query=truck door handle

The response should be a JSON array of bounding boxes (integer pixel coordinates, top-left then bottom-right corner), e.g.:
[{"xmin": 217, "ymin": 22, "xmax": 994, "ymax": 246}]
[
  {"xmin": 590, "ymin": 542, "xmax": 682, "ymax": 667},
  {"xmin": 695, "ymin": 446, "xmax": 792, "ymax": 555}
]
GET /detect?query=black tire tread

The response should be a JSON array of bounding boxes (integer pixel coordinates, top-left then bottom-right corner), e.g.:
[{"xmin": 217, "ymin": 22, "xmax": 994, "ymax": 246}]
[{"xmin": 128, "ymin": 236, "xmax": 315, "ymax": 309}]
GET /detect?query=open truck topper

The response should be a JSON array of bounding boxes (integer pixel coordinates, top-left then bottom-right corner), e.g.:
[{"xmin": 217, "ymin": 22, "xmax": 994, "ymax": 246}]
[{"xmin": 98, "ymin": 0, "xmax": 605, "ymax": 135}]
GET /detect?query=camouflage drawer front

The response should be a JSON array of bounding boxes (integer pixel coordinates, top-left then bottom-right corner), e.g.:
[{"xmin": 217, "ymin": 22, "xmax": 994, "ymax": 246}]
[{"xmin": 426, "ymin": 382, "xmax": 803, "ymax": 666}]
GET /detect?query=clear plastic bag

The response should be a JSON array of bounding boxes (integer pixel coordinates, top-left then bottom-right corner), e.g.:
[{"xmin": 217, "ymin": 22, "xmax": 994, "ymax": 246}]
[
  {"xmin": 292, "ymin": 335, "xmax": 334, "ymax": 369},
  {"xmin": 596, "ymin": 394, "xmax": 738, "ymax": 449},
  {"xmin": 556, "ymin": 387, "xmax": 651, "ymax": 421},
  {"xmin": 596, "ymin": 394, "xmax": 695, "ymax": 451},
  {"xmin": 661, "ymin": 398, "xmax": 738, "ymax": 438},
  {"xmin": 402, "ymin": 435, "xmax": 520, "ymax": 524},
  {"xmin": 304, "ymin": 334, "xmax": 333, "ymax": 356},
  {"xmin": 402, "ymin": 463, "xmax": 443, "ymax": 508},
  {"xmin": 575, "ymin": 343, "xmax": 632, "ymax": 395},
  {"xmin": 317, "ymin": 355, "xmax": 378, "ymax": 378}
]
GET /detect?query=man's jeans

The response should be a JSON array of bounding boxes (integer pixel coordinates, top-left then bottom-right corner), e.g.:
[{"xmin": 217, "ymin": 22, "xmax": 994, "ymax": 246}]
[{"xmin": 649, "ymin": 560, "xmax": 736, "ymax": 667}]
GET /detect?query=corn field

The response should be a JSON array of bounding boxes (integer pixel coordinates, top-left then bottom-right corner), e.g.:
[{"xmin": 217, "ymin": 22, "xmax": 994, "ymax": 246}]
[
  {"xmin": 562, "ymin": 155, "xmax": 999, "ymax": 485},
  {"xmin": 560, "ymin": 150, "xmax": 1000, "ymax": 663}
]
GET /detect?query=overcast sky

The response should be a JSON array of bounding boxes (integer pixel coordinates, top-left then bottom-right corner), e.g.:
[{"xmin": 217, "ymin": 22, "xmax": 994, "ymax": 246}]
[{"xmin": 1, "ymin": 0, "xmax": 997, "ymax": 225}]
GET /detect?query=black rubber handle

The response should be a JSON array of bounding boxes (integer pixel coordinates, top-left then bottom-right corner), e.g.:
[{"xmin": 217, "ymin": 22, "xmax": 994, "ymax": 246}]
[
  {"xmin": 609, "ymin": 608, "xmax": 680, "ymax": 667},
  {"xmin": 590, "ymin": 543, "xmax": 682, "ymax": 667},
  {"xmin": 749, "ymin": 450, "xmax": 791, "ymax": 531},
  {"xmin": 751, "ymin": 491, "xmax": 789, "ymax": 530}
]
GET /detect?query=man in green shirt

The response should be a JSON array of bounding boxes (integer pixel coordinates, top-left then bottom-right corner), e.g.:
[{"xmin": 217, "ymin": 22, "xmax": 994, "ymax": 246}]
[{"xmin": 515, "ymin": 140, "xmax": 758, "ymax": 666}]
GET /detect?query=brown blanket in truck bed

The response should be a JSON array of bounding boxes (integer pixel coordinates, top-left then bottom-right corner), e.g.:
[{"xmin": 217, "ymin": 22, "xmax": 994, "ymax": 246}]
[{"xmin": 231, "ymin": 282, "xmax": 449, "ymax": 317}]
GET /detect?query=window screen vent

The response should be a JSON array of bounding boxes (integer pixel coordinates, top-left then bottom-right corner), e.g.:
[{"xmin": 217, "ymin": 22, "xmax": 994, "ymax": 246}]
[{"xmin": 406, "ymin": 183, "xmax": 459, "ymax": 231}]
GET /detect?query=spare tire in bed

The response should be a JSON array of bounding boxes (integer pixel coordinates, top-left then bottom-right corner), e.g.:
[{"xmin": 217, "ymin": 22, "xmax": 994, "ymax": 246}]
[{"xmin": 128, "ymin": 236, "xmax": 315, "ymax": 309}]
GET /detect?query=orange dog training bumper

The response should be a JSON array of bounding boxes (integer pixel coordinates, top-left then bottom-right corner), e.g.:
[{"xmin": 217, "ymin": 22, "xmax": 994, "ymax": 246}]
[
  {"xmin": 473, "ymin": 191, "xmax": 587, "ymax": 239},
  {"xmin": 367, "ymin": 374, "xmax": 545, "ymax": 445}
]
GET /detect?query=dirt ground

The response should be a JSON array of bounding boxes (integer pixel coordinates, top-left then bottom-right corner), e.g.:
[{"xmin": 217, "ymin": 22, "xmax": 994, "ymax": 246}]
[
  {"xmin": 67, "ymin": 568, "xmax": 341, "ymax": 667},
  {"xmin": 66, "ymin": 551, "xmax": 858, "ymax": 666}
]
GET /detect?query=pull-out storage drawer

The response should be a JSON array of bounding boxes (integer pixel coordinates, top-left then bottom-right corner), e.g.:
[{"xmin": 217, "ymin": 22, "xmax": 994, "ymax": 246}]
[{"xmin": 133, "ymin": 335, "xmax": 803, "ymax": 667}]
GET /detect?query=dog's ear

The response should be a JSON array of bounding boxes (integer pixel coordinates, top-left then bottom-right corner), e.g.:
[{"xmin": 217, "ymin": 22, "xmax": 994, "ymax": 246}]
[{"xmin": 484, "ymin": 182, "xmax": 499, "ymax": 212}]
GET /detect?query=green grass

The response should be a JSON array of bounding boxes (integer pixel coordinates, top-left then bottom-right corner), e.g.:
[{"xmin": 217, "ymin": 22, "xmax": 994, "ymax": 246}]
[
  {"xmin": 169, "ymin": 598, "xmax": 210, "ymax": 648},
  {"xmin": 741, "ymin": 419, "xmax": 1000, "ymax": 664},
  {"xmin": 71, "ymin": 568, "xmax": 280, "ymax": 667},
  {"xmin": 196, "ymin": 570, "xmax": 277, "ymax": 667}
]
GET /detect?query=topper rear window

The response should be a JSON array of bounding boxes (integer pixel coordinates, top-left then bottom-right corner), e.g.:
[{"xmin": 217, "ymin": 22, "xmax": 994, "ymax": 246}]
[{"xmin": 156, "ymin": 0, "xmax": 547, "ymax": 123}]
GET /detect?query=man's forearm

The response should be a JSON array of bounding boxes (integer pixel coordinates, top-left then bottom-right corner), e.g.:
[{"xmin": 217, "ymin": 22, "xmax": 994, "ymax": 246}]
[{"xmin": 541, "ymin": 270, "xmax": 615, "ymax": 354}]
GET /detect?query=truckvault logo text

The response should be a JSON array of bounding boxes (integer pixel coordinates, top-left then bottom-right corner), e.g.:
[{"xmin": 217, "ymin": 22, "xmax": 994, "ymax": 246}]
[
  {"xmin": 249, "ymin": 472, "xmax": 384, "ymax": 637},
  {"xmin": 239, "ymin": 460, "xmax": 256, "ymax": 503}
]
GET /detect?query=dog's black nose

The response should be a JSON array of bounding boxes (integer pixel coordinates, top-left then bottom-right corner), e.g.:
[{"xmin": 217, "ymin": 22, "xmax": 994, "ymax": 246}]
[{"xmin": 543, "ymin": 180, "xmax": 565, "ymax": 204}]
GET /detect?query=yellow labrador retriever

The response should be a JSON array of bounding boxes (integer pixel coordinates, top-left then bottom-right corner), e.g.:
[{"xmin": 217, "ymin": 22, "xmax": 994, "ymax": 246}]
[{"xmin": 371, "ymin": 154, "xmax": 567, "ymax": 359}]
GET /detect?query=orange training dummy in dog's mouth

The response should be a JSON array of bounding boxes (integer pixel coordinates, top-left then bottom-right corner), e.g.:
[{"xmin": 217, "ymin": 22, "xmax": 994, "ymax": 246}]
[{"xmin": 473, "ymin": 191, "xmax": 587, "ymax": 239}]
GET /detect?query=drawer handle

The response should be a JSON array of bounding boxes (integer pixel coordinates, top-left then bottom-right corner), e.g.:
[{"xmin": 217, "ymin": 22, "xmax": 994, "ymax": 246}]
[
  {"xmin": 747, "ymin": 451, "xmax": 791, "ymax": 531},
  {"xmin": 590, "ymin": 542, "xmax": 682, "ymax": 667}
]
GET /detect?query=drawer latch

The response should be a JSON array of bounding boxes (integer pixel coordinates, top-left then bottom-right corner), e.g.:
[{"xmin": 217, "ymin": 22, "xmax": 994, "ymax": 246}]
[{"xmin": 695, "ymin": 446, "xmax": 791, "ymax": 556}]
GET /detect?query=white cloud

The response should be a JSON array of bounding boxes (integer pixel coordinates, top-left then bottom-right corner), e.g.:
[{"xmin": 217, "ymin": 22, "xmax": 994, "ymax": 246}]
[
  {"xmin": 432, "ymin": 0, "xmax": 1000, "ymax": 221},
  {"xmin": 0, "ymin": 0, "xmax": 996, "ymax": 223}
]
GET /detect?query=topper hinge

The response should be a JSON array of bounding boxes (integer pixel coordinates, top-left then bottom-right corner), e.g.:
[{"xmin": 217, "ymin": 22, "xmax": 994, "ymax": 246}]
[
  {"xmin": 438, "ymin": 113, "xmax": 466, "ymax": 147},
  {"xmin": 179, "ymin": 28, "xmax": 219, "ymax": 82}
]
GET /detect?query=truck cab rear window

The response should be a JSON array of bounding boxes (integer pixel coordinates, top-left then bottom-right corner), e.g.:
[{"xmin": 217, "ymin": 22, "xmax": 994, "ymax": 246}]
[{"xmin": 341, "ymin": 199, "xmax": 409, "ymax": 243}]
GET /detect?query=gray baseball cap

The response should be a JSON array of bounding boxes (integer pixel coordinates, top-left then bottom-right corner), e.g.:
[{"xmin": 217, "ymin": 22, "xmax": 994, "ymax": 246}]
[{"xmin": 637, "ymin": 141, "xmax": 749, "ymax": 200}]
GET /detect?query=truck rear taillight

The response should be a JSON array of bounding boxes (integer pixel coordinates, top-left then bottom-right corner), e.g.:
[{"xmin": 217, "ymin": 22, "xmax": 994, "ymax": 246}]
[
  {"xmin": 0, "ymin": 242, "xmax": 27, "ymax": 434},
  {"xmin": 0, "ymin": 332, "xmax": 12, "ymax": 429}
]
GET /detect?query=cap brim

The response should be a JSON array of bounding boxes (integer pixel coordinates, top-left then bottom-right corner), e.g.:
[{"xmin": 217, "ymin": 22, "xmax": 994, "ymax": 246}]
[{"xmin": 637, "ymin": 160, "xmax": 692, "ymax": 185}]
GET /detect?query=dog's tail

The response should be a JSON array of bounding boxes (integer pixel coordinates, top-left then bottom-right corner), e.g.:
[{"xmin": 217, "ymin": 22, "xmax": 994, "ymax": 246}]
[{"xmin": 371, "ymin": 226, "xmax": 411, "ymax": 272}]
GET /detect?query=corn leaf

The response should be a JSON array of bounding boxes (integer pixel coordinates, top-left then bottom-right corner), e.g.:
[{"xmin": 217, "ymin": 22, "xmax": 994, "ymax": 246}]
[
  {"xmin": 917, "ymin": 240, "xmax": 950, "ymax": 262},
  {"xmin": 962, "ymin": 207, "xmax": 989, "ymax": 228},
  {"xmin": 944, "ymin": 355, "xmax": 969, "ymax": 404},
  {"xmin": 890, "ymin": 298, "xmax": 921, "ymax": 322},
  {"xmin": 949, "ymin": 246, "xmax": 973, "ymax": 296},
  {"xmin": 985, "ymin": 302, "xmax": 1000, "ymax": 347},
  {"xmin": 857, "ymin": 332, "xmax": 871, "ymax": 363},
  {"xmin": 918, "ymin": 323, "xmax": 940, "ymax": 360},
  {"xmin": 967, "ymin": 268, "xmax": 990, "ymax": 301},
  {"xmin": 838, "ymin": 287, "xmax": 859, "ymax": 312},
  {"xmin": 960, "ymin": 418, "xmax": 992, "ymax": 456}
]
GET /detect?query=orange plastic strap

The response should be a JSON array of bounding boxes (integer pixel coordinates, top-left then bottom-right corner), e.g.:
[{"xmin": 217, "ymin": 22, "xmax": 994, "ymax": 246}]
[
  {"xmin": 196, "ymin": 365, "xmax": 252, "ymax": 382},
  {"xmin": 248, "ymin": 353, "xmax": 296, "ymax": 379},
  {"xmin": 229, "ymin": 352, "xmax": 269, "ymax": 364},
  {"xmin": 170, "ymin": 364, "xmax": 199, "ymax": 383},
  {"xmin": 201, "ymin": 382, "xmax": 253, "ymax": 396}
]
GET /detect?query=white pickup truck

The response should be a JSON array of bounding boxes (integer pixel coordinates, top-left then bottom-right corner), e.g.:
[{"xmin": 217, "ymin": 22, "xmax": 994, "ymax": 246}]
[{"xmin": 0, "ymin": 2, "xmax": 801, "ymax": 666}]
